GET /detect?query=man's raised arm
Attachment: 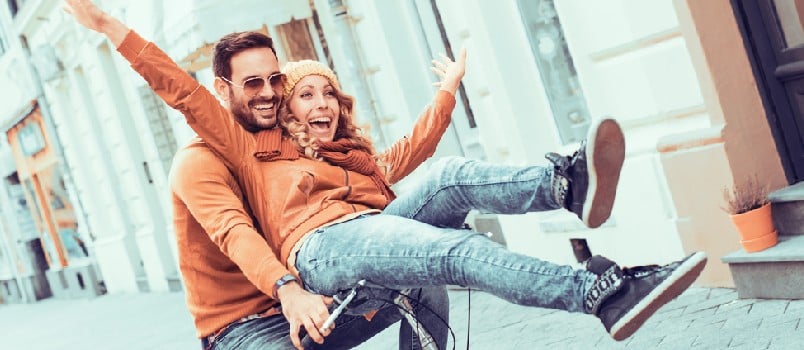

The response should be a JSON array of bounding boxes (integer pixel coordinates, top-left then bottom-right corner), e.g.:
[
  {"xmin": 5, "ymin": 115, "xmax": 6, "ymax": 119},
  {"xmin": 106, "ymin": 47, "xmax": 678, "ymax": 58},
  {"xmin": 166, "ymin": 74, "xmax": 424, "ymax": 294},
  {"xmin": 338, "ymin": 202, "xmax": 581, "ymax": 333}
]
[{"xmin": 64, "ymin": 0, "xmax": 128, "ymax": 46}]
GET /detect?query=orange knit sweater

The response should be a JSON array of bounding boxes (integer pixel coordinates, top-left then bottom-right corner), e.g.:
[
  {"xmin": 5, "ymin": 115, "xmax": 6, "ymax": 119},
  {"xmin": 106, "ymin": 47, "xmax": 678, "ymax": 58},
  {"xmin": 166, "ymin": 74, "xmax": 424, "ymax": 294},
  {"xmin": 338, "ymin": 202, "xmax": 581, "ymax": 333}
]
[{"xmin": 170, "ymin": 139, "xmax": 280, "ymax": 337}]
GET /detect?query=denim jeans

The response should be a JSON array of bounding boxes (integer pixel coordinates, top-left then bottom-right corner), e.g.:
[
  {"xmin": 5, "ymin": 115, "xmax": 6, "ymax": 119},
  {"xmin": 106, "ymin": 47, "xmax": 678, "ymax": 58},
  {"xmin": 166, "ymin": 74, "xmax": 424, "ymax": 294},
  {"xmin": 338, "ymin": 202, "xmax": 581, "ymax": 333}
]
[
  {"xmin": 208, "ymin": 287, "xmax": 448, "ymax": 350},
  {"xmin": 296, "ymin": 157, "xmax": 598, "ymax": 323}
]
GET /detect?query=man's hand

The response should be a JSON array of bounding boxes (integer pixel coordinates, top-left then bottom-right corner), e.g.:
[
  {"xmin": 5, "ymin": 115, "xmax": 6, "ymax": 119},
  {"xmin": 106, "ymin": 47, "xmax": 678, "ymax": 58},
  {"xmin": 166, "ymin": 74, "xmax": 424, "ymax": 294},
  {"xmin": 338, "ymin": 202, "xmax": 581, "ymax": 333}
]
[
  {"xmin": 277, "ymin": 282, "xmax": 334, "ymax": 350},
  {"xmin": 431, "ymin": 48, "xmax": 467, "ymax": 96},
  {"xmin": 63, "ymin": 0, "xmax": 128, "ymax": 46},
  {"xmin": 63, "ymin": 0, "xmax": 107, "ymax": 32}
]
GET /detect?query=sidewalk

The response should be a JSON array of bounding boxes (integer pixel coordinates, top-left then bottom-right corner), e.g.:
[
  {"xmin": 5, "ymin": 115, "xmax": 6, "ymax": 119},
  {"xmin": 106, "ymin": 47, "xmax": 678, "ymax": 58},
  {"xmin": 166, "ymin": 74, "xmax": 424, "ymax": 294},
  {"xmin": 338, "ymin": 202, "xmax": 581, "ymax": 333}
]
[{"xmin": 2, "ymin": 287, "xmax": 803, "ymax": 349}]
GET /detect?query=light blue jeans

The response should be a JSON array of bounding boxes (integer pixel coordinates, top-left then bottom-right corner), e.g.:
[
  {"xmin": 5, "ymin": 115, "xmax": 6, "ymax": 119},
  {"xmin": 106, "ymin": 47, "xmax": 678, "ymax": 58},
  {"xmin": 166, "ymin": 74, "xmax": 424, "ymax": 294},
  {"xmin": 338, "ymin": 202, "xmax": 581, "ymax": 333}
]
[
  {"xmin": 208, "ymin": 287, "xmax": 447, "ymax": 350},
  {"xmin": 296, "ymin": 157, "xmax": 598, "ymax": 333}
]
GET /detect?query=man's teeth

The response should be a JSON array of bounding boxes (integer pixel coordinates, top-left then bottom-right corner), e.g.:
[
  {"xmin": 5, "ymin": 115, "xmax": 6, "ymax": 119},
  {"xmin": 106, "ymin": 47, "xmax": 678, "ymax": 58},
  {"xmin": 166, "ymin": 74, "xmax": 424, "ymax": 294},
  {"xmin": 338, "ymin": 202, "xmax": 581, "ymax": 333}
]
[{"xmin": 253, "ymin": 104, "xmax": 273, "ymax": 110}]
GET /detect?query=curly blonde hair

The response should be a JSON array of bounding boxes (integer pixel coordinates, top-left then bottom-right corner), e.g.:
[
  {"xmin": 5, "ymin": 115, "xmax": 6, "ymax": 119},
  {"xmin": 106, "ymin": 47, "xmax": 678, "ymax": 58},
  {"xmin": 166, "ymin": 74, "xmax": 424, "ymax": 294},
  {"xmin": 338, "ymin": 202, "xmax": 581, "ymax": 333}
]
[{"xmin": 280, "ymin": 85, "xmax": 375, "ymax": 159}]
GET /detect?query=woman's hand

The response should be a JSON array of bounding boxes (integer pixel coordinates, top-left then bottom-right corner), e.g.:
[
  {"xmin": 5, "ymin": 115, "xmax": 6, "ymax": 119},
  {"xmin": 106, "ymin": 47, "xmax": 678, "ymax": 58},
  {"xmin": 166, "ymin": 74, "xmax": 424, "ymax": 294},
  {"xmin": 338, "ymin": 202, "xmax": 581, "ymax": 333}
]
[{"xmin": 431, "ymin": 48, "xmax": 467, "ymax": 95}]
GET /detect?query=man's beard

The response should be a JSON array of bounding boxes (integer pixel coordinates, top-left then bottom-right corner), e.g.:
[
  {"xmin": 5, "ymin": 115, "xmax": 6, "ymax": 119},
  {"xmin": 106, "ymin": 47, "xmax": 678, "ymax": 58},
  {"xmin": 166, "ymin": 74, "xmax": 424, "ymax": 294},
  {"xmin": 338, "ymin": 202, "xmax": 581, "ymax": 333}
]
[{"xmin": 229, "ymin": 91, "xmax": 281, "ymax": 132}]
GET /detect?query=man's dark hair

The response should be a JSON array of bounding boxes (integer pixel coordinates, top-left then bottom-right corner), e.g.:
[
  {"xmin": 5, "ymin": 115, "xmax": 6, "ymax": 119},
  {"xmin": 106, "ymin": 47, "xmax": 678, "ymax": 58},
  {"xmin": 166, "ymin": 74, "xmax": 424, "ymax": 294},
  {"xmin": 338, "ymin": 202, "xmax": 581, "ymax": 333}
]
[{"xmin": 213, "ymin": 31, "xmax": 276, "ymax": 80}]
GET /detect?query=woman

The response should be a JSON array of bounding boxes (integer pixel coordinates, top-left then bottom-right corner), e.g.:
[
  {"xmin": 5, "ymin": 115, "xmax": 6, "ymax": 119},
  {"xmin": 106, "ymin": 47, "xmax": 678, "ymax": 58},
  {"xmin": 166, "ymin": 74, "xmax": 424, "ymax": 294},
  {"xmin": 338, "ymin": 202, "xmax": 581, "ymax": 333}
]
[
  {"xmin": 65, "ymin": 0, "xmax": 707, "ymax": 348},
  {"xmin": 271, "ymin": 60, "xmax": 706, "ymax": 343}
]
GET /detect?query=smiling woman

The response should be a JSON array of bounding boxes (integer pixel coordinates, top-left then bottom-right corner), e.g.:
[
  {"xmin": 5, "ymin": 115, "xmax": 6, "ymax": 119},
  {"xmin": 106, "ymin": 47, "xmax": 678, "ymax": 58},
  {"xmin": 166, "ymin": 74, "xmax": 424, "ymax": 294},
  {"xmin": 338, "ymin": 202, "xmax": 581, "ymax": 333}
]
[
  {"xmin": 280, "ymin": 59, "xmax": 366, "ymax": 160},
  {"xmin": 287, "ymin": 75, "xmax": 341, "ymax": 142}
]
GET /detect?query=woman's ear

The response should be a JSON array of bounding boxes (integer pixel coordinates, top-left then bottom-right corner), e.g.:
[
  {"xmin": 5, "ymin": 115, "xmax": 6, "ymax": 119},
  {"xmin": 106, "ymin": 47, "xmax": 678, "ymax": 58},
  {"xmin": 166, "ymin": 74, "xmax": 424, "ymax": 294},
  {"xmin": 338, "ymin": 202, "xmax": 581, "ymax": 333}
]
[{"xmin": 214, "ymin": 77, "xmax": 230, "ymax": 102}]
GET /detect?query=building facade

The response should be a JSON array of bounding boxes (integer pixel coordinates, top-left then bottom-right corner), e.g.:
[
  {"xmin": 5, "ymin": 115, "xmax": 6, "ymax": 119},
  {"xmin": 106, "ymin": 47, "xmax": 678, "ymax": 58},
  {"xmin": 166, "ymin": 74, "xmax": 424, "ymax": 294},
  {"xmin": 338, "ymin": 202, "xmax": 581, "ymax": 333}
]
[{"xmin": 0, "ymin": 0, "xmax": 799, "ymax": 298}]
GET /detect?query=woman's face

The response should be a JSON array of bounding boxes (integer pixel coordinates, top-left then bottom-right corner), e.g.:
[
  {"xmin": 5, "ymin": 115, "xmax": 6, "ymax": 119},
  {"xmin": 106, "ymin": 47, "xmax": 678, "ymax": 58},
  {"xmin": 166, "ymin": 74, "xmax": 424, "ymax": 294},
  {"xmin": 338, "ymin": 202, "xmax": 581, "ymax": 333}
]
[{"xmin": 287, "ymin": 75, "xmax": 341, "ymax": 143}]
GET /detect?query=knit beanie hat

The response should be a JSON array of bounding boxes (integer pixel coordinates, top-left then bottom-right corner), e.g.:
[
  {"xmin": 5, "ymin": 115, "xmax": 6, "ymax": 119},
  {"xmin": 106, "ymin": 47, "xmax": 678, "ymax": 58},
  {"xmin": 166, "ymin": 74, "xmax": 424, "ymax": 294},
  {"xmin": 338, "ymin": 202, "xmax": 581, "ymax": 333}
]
[{"xmin": 282, "ymin": 60, "xmax": 341, "ymax": 96}]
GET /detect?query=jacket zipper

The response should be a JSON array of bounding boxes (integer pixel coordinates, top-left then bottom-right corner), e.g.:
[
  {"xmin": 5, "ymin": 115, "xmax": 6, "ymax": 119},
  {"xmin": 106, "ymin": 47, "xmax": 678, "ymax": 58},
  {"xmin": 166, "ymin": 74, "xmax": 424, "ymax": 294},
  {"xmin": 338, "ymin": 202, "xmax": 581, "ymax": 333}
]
[{"xmin": 342, "ymin": 168, "xmax": 356, "ymax": 212}]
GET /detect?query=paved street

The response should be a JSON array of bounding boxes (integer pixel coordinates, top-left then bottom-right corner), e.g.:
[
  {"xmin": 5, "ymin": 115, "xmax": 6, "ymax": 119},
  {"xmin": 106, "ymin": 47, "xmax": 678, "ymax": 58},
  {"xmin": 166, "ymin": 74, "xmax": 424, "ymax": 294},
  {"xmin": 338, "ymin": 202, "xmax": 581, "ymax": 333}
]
[{"xmin": 2, "ymin": 287, "xmax": 803, "ymax": 349}]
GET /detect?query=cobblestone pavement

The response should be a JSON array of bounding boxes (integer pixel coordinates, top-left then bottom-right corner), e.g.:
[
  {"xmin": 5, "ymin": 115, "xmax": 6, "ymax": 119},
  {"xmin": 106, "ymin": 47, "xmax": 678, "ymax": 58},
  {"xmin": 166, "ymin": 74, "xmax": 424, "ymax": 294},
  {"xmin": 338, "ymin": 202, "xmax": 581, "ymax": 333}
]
[
  {"xmin": 2, "ymin": 287, "xmax": 803, "ymax": 349},
  {"xmin": 359, "ymin": 288, "xmax": 804, "ymax": 350}
]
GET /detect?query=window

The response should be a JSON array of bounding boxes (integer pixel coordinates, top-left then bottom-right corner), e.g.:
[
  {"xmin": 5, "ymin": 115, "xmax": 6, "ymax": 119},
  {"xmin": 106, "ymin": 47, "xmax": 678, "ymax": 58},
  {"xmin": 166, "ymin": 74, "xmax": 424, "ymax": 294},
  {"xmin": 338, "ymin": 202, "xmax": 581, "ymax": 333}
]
[
  {"xmin": 274, "ymin": 18, "xmax": 320, "ymax": 62},
  {"xmin": 7, "ymin": 0, "xmax": 18, "ymax": 17},
  {"xmin": 518, "ymin": 0, "xmax": 591, "ymax": 144},
  {"xmin": 0, "ymin": 17, "xmax": 7, "ymax": 56},
  {"xmin": 18, "ymin": 121, "xmax": 46, "ymax": 156},
  {"xmin": 7, "ymin": 0, "xmax": 27, "ymax": 17},
  {"xmin": 773, "ymin": 0, "xmax": 804, "ymax": 48},
  {"xmin": 138, "ymin": 86, "xmax": 177, "ymax": 174}
]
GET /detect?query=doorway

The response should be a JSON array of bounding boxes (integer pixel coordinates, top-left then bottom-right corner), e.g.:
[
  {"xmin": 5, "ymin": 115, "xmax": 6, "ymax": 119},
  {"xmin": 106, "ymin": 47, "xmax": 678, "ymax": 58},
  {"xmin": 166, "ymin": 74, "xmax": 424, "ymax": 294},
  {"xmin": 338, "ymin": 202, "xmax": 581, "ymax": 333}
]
[{"xmin": 734, "ymin": 0, "xmax": 804, "ymax": 183}]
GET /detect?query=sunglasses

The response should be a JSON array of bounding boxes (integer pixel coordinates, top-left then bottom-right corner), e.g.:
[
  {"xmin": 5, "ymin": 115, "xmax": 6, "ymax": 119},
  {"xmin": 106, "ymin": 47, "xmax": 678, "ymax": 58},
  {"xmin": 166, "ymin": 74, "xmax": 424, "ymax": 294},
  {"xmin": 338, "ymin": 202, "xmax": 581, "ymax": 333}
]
[{"xmin": 220, "ymin": 73, "xmax": 287, "ymax": 96}]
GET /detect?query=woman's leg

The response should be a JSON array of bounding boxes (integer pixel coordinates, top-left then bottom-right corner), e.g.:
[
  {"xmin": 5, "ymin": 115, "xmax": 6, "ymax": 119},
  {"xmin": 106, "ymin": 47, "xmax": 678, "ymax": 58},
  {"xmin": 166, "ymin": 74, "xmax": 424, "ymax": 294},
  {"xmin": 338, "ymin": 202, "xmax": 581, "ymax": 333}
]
[
  {"xmin": 296, "ymin": 214, "xmax": 707, "ymax": 341},
  {"xmin": 384, "ymin": 156, "xmax": 560, "ymax": 228},
  {"xmin": 384, "ymin": 118, "xmax": 625, "ymax": 229},
  {"xmin": 297, "ymin": 215, "xmax": 595, "ymax": 312}
]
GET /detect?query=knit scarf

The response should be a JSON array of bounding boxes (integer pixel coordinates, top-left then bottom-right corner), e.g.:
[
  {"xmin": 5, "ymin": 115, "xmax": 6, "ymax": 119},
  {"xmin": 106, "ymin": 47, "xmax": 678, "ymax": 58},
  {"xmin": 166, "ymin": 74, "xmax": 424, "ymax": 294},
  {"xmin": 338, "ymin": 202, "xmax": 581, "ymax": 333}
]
[{"xmin": 316, "ymin": 139, "xmax": 396, "ymax": 206}]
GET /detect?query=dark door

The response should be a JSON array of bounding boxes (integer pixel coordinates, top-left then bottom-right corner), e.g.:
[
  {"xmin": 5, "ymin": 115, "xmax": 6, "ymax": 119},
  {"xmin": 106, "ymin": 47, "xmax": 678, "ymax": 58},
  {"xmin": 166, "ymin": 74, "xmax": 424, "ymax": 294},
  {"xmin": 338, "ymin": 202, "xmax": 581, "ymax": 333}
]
[{"xmin": 734, "ymin": 0, "xmax": 804, "ymax": 183}]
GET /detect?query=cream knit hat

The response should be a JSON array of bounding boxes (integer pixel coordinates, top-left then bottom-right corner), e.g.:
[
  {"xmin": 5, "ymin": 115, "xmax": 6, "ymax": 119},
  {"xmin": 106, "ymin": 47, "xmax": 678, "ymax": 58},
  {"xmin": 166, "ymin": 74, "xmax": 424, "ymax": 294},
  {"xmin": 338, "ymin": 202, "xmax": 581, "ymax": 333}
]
[{"xmin": 282, "ymin": 60, "xmax": 341, "ymax": 96}]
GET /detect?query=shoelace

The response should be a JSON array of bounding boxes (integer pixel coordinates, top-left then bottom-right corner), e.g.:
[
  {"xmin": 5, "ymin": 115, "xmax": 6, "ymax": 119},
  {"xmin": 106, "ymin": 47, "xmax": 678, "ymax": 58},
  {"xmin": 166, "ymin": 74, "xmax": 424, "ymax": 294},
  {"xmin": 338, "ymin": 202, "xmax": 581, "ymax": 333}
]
[
  {"xmin": 622, "ymin": 264, "xmax": 664, "ymax": 279},
  {"xmin": 545, "ymin": 141, "xmax": 585, "ymax": 207},
  {"xmin": 545, "ymin": 141, "xmax": 586, "ymax": 174}
]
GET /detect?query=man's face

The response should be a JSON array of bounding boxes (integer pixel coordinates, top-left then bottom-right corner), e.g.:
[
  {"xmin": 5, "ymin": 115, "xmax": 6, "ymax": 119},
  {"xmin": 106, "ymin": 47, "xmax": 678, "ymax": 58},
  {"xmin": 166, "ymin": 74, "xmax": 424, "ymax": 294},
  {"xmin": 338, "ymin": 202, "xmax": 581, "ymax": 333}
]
[{"xmin": 225, "ymin": 48, "xmax": 282, "ymax": 132}]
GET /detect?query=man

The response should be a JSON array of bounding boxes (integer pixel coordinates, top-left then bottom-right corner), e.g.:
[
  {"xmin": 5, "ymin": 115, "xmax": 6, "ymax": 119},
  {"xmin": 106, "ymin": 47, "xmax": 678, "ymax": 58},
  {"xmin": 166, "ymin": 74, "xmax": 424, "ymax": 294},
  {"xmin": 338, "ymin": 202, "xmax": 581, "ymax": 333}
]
[
  {"xmin": 171, "ymin": 29, "xmax": 452, "ymax": 348},
  {"xmin": 64, "ymin": 1, "xmax": 448, "ymax": 349},
  {"xmin": 164, "ymin": 24, "xmax": 452, "ymax": 350}
]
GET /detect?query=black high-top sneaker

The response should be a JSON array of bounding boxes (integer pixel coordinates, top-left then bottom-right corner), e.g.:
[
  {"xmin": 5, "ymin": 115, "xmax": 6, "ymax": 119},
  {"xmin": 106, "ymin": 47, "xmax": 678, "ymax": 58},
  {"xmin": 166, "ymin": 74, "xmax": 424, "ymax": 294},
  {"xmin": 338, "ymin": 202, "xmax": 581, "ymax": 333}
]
[
  {"xmin": 584, "ymin": 252, "xmax": 708, "ymax": 341},
  {"xmin": 545, "ymin": 118, "xmax": 625, "ymax": 228}
]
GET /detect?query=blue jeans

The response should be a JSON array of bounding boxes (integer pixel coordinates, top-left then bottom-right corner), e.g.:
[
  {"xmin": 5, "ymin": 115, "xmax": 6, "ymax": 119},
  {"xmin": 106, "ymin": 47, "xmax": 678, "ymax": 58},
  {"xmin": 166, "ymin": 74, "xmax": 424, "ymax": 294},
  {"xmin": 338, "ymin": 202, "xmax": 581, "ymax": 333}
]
[
  {"xmin": 208, "ymin": 286, "xmax": 448, "ymax": 350},
  {"xmin": 296, "ymin": 157, "xmax": 598, "ymax": 320}
]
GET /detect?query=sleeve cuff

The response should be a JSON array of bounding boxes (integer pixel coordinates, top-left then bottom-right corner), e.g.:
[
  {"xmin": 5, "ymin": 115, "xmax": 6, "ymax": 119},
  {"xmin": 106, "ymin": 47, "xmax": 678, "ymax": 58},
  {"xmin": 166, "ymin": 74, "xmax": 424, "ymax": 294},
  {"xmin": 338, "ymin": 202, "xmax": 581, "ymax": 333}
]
[
  {"xmin": 116, "ymin": 30, "xmax": 148, "ymax": 63},
  {"xmin": 435, "ymin": 89, "xmax": 457, "ymax": 111}
]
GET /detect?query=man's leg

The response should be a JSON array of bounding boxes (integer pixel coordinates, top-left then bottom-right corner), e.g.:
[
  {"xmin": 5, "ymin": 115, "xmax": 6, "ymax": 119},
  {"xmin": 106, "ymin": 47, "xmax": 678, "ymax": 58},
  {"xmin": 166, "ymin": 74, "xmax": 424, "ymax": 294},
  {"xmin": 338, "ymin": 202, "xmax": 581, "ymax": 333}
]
[
  {"xmin": 208, "ymin": 312, "xmax": 393, "ymax": 350},
  {"xmin": 306, "ymin": 286, "xmax": 450, "ymax": 350},
  {"xmin": 296, "ymin": 214, "xmax": 706, "ymax": 341},
  {"xmin": 209, "ymin": 314, "xmax": 295, "ymax": 350},
  {"xmin": 384, "ymin": 118, "xmax": 625, "ymax": 229},
  {"xmin": 210, "ymin": 287, "xmax": 446, "ymax": 350}
]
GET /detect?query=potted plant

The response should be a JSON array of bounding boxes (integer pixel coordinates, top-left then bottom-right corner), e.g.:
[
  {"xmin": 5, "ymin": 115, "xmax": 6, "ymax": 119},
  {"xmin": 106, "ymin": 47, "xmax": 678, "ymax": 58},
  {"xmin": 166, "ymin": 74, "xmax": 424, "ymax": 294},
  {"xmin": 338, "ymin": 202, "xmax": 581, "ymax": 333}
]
[{"xmin": 722, "ymin": 177, "xmax": 777, "ymax": 253}]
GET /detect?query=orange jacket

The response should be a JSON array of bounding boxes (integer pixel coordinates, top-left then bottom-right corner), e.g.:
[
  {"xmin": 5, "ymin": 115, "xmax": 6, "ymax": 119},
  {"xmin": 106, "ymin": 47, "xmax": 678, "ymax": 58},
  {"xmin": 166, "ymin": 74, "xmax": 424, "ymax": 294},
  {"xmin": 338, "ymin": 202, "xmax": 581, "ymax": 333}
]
[
  {"xmin": 119, "ymin": 30, "xmax": 455, "ymax": 332},
  {"xmin": 170, "ymin": 139, "xmax": 279, "ymax": 337}
]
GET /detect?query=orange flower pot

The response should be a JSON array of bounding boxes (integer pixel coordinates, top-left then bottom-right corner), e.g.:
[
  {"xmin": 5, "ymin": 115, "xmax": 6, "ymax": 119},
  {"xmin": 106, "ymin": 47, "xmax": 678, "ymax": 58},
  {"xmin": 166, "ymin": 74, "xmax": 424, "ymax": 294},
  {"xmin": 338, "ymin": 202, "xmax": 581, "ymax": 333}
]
[
  {"xmin": 740, "ymin": 231, "xmax": 778, "ymax": 253},
  {"xmin": 729, "ymin": 203, "xmax": 777, "ymax": 253}
]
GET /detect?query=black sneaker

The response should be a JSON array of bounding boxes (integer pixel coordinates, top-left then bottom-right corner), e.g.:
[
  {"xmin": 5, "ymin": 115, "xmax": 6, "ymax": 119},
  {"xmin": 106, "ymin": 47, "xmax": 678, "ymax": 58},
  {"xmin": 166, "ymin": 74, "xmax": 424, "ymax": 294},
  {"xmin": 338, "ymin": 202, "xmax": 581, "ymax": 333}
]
[
  {"xmin": 584, "ymin": 252, "xmax": 708, "ymax": 341},
  {"xmin": 545, "ymin": 118, "xmax": 625, "ymax": 228}
]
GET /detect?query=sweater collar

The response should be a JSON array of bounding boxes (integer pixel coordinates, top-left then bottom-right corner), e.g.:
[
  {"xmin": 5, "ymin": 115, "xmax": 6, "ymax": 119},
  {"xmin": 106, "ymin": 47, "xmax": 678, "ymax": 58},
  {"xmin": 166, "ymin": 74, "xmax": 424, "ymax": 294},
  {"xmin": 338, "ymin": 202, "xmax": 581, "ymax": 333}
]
[{"xmin": 253, "ymin": 128, "xmax": 299, "ymax": 161}]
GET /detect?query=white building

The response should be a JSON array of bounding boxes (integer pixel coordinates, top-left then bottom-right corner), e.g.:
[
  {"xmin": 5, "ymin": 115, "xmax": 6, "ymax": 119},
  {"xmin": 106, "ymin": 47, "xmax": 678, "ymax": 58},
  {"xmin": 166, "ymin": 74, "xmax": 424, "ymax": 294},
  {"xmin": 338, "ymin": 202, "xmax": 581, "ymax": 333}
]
[{"xmin": 3, "ymin": 0, "xmax": 781, "ymax": 296}]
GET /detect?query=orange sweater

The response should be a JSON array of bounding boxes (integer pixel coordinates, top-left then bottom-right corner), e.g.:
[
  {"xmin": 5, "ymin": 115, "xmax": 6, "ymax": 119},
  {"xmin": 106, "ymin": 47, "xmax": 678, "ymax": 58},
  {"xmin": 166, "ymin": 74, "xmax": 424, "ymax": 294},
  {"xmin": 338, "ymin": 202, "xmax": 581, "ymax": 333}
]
[
  {"xmin": 169, "ymin": 139, "xmax": 280, "ymax": 337},
  {"xmin": 119, "ymin": 30, "xmax": 456, "ymax": 335}
]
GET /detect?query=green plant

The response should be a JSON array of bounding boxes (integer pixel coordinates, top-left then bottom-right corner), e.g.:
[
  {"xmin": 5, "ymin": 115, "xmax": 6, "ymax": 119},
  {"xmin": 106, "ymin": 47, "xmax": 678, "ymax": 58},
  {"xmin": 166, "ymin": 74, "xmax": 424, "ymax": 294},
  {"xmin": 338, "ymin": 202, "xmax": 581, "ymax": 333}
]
[{"xmin": 722, "ymin": 176, "xmax": 770, "ymax": 215}]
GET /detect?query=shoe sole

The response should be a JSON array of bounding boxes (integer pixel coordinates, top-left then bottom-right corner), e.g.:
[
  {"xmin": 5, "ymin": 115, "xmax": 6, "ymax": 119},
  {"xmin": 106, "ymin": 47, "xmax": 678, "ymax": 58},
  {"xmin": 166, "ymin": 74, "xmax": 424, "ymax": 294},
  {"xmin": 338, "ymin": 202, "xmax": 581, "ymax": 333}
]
[
  {"xmin": 583, "ymin": 118, "xmax": 625, "ymax": 228},
  {"xmin": 610, "ymin": 252, "xmax": 708, "ymax": 341}
]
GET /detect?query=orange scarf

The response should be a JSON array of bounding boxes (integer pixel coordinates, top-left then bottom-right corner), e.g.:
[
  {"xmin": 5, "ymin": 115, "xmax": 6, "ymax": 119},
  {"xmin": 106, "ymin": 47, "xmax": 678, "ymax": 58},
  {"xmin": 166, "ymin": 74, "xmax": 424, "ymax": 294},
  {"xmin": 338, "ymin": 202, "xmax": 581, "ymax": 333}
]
[{"xmin": 317, "ymin": 139, "xmax": 396, "ymax": 206}]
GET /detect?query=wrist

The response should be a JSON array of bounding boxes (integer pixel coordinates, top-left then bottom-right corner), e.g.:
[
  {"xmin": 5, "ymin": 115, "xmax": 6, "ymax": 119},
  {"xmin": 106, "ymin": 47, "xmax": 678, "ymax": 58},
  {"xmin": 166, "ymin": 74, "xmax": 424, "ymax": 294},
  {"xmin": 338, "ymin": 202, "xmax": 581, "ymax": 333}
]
[
  {"xmin": 98, "ymin": 12, "xmax": 129, "ymax": 47},
  {"xmin": 272, "ymin": 274, "xmax": 298, "ymax": 299},
  {"xmin": 439, "ymin": 82, "xmax": 459, "ymax": 96}
]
